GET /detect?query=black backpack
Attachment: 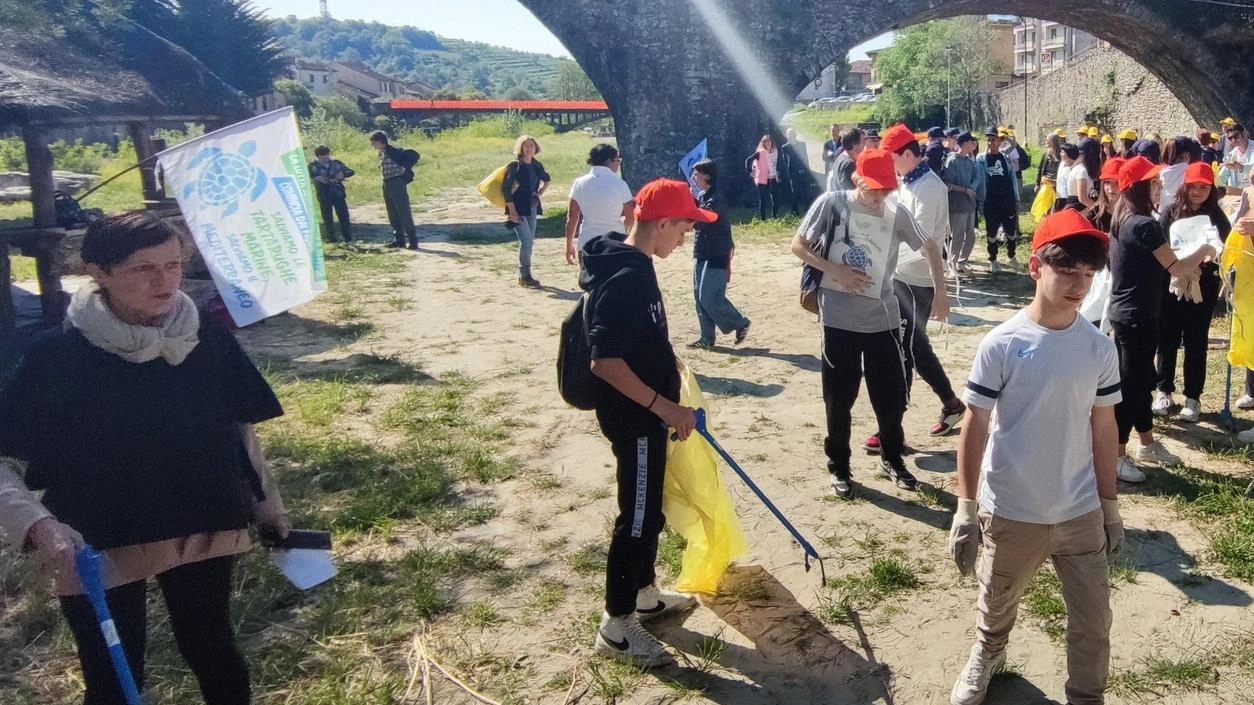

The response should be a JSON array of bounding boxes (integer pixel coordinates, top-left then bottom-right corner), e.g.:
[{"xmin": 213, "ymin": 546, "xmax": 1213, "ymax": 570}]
[
  {"xmin": 1015, "ymin": 143, "xmax": 1031, "ymax": 171},
  {"xmin": 556, "ymin": 293, "xmax": 598, "ymax": 410},
  {"xmin": 53, "ymin": 190, "xmax": 82, "ymax": 228}
]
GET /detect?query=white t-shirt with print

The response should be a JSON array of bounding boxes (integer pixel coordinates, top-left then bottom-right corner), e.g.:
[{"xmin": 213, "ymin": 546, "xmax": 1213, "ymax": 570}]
[
  {"xmin": 570, "ymin": 166, "xmax": 634, "ymax": 249},
  {"xmin": 962, "ymin": 310, "xmax": 1122, "ymax": 524}
]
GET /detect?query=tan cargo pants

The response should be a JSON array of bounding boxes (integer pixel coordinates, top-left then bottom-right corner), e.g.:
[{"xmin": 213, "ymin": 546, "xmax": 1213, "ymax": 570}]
[{"xmin": 976, "ymin": 508, "xmax": 1112, "ymax": 705}]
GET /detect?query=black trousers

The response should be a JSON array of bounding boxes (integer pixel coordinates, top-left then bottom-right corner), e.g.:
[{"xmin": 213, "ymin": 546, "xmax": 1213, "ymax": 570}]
[
  {"xmin": 894, "ymin": 280, "xmax": 957, "ymax": 404},
  {"xmin": 382, "ymin": 177, "xmax": 416, "ymax": 245},
  {"xmin": 604, "ymin": 426, "xmax": 667, "ymax": 616},
  {"xmin": 756, "ymin": 180, "xmax": 784, "ymax": 219},
  {"xmin": 787, "ymin": 177, "xmax": 814, "ymax": 215},
  {"xmin": 317, "ymin": 192, "xmax": 352, "ymax": 242},
  {"xmin": 1112, "ymin": 320, "xmax": 1158, "ymax": 444},
  {"xmin": 1156, "ymin": 271, "xmax": 1221, "ymax": 399},
  {"xmin": 984, "ymin": 201, "xmax": 1019, "ymax": 261},
  {"xmin": 59, "ymin": 555, "xmax": 248, "ymax": 705},
  {"xmin": 821, "ymin": 325, "xmax": 907, "ymax": 477}
]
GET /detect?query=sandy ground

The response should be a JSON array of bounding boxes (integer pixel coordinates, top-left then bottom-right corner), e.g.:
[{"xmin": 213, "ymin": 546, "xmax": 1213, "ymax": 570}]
[{"xmin": 239, "ymin": 189, "xmax": 1254, "ymax": 705}]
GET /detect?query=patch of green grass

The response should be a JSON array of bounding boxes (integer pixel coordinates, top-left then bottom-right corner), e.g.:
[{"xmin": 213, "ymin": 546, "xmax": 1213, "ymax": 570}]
[
  {"xmin": 789, "ymin": 105, "xmax": 877, "ymax": 141},
  {"xmin": 385, "ymin": 295, "xmax": 412, "ymax": 311},
  {"xmin": 586, "ymin": 658, "xmax": 644, "ymax": 701},
  {"xmin": 567, "ymin": 543, "xmax": 607, "ymax": 577},
  {"xmin": 527, "ymin": 578, "xmax": 568, "ymax": 615},
  {"xmin": 657, "ymin": 529, "xmax": 687, "ymax": 578},
  {"xmin": 6, "ymin": 253, "xmax": 37, "ymax": 282},
  {"xmin": 826, "ymin": 557, "xmax": 921, "ymax": 610},
  {"xmin": 1022, "ymin": 569, "xmax": 1067, "ymax": 641},
  {"xmin": 690, "ymin": 629, "xmax": 728, "ymax": 674},
  {"xmin": 1133, "ymin": 465, "xmax": 1254, "ymax": 581},
  {"xmin": 267, "ymin": 375, "xmax": 373, "ymax": 427},
  {"xmin": 461, "ymin": 601, "xmax": 506, "ymax": 628},
  {"xmin": 1141, "ymin": 655, "xmax": 1215, "ymax": 690}
]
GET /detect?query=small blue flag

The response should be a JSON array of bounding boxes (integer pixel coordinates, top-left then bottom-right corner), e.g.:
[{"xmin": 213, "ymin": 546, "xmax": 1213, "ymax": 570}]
[{"xmin": 679, "ymin": 138, "xmax": 708, "ymax": 194}]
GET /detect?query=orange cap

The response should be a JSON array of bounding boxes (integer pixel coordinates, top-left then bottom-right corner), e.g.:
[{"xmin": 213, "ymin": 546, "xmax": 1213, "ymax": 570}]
[
  {"xmin": 1184, "ymin": 161, "xmax": 1215, "ymax": 186},
  {"xmin": 856, "ymin": 149, "xmax": 899, "ymax": 190},
  {"xmin": 879, "ymin": 123, "xmax": 917, "ymax": 154},
  {"xmin": 1118, "ymin": 156, "xmax": 1164, "ymax": 192},
  {"xmin": 1032, "ymin": 209, "xmax": 1109, "ymax": 253},
  {"xmin": 633, "ymin": 179, "xmax": 718, "ymax": 222}
]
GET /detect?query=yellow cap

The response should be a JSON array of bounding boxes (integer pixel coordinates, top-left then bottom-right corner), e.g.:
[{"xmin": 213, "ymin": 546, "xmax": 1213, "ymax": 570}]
[
  {"xmin": 1211, "ymin": 132, "xmax": 1221, "ymax": 141},
  {"xmin": 1221, "ymin": 117, "xmax": 1236, "ymax": 126},
  {"xmin": 1101, "ymin": 134, "xmax": 1113, "ymax": 144},
  {"xmin": 1117, "ymin": 128, "xmax": 1138, "ymax": 141},
  {"xmin": 1087, "ymin": 126, "xmax": 1101, "ymax": 137},
  {"xmin": 1053, "ymin": 128, "xmax": 1066, "ymax": 138}
]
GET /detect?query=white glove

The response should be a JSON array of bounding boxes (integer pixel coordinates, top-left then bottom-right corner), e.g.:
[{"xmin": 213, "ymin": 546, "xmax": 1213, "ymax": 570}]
[
  {"xmin": 948, "ymin": 498, "xmax": 981, "ymax": 577},
  {"xmin": 1101, "ymin": 498, "xmax": 1124, "ymax": 557}
]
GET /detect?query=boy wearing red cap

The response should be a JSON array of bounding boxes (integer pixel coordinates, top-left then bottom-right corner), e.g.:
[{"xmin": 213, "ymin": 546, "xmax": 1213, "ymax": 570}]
[
  {"xmin": 582, "ymin": 179, "xmax": 707, "ymax": 667},
  {"xmin": 791, "ymin": 149, "xmax": 929, "ymax": 497},
  {"xmin": 947, "ymin": 209, "xmax": 1122, "ymax": 705}
]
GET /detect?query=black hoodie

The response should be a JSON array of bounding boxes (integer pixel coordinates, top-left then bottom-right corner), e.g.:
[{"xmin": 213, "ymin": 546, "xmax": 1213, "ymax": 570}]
[{"xmin": 580, "ymin": 235, "xmax": 680, "ymax": 438}]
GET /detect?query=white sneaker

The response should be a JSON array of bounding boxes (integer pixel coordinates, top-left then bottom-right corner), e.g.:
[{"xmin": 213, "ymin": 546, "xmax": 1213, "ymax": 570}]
[
  {"xmin": 1116, "ymin": 456, "xmax": 1147, "ymax": 483},
  {"xmin": 950, "ymin": 643, "xmax": 1007, "ymax": 705},
  {"xmin": 594, "ymin": 612, "xmax": 672, "ymax": 668},
  {"xmin": 990, "ymin": 261, "xmax": 1002, "ymax": 273},
  {"xmin": 635, "ymin": 584, "xmax": 696, "ymax": 621},
  {"xmin": 1237, "ymin": 426, "xmax": 1254, "ymax": 444},
  {"xmin": 1239, "ymin": 394, "xmax": 1254, "ymax": 410},
  {"xmin": 1178, "ymin": 398, "xmax": 1201, "ymax": 423},
  {"xmin": 1137, "ymin": 441, "xmax": 1182, "ymax": 466},
  {"xmin": 1152, "ymin": 392, "xmax": 1173, "ymax": 417}
]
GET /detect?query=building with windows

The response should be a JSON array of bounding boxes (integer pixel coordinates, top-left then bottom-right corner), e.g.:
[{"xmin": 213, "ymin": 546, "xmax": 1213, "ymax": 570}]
[{"xmin": 1012, "ymin": 19, "xmax": 1099, "ymax": 77}]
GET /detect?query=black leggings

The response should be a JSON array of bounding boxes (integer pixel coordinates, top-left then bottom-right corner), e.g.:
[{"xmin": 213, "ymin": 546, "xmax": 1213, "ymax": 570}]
[
  {"xmin": 1112, "ymin": 320, "xmax": 1158, "ymax": 444},
  {"xmin": 984, "ymin": 203, "xmax": 1019, "ymax": 261},
  {"xmin": 1156, "ymin": 270, "xmax": 1221, "ymax": 399},
  {"xmin": 604, "ymin": 427, "xmax": 667, "ymax": 616},
  {"xmin": 59, "ymin": 555, "xmax": 249, "ymax": 705},
  {"xmin": 821, "ymin": 325, "xmax": 908, "ymax": 476},
  {"xmin": 756, "ymin": 180, "xmax": 784, "ymax": 219}
]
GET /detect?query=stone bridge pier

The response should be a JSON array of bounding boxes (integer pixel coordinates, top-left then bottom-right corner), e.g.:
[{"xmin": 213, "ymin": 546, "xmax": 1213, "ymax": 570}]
[{"xmin": 520, "ymin": 0, "xmax": 1254, "ymax": 198}]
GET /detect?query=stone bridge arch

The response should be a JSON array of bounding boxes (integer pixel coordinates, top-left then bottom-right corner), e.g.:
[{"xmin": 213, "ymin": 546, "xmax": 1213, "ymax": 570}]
[{"xmin": 518, "ymin": 0, "xmax": 1254, "ymax": 193}]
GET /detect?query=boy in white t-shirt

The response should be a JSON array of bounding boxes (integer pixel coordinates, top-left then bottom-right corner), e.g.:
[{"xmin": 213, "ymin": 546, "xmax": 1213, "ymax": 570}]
[{"xmin": 947, "ymin": 209, "xmax": 1124, "ymax": 705}]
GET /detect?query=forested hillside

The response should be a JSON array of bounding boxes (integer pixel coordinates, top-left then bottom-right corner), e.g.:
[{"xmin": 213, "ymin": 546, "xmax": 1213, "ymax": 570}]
[{"xmin": 270, "ymin": 15, "xmax": 581, "ymax": 99}]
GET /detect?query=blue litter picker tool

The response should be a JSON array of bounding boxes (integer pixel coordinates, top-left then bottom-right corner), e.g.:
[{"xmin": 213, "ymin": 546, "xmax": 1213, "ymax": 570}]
[
  {"xmin": 76, "ymin": 546, "xmax": 144, "ymax": 705},
  {"xmin": 692, "ymin": 408, "xmax": 827, "ymax": 584}
]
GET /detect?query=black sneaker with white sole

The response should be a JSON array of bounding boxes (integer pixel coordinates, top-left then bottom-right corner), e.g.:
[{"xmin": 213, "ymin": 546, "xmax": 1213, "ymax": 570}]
[{"xmin": 880, "ymin": 458, "xmax": 918, "ymax": 490}]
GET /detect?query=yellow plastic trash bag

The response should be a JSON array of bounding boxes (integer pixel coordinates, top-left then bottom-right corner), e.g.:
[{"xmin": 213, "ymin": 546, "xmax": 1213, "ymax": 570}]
[
  {"xmin": 476, "ymin": 164, "xmax": 513, "ymax": 209},
  {"xmin": 1031, "ymin": 179, "xmax": 1056, "ymax": 221},
  {"xmin": 663, "ymin": 365, "xmax": 747, "ymax": 594},
  {"xmin": 1223, "ymin": 227, "xmax": 1254, "ymax": 367}
]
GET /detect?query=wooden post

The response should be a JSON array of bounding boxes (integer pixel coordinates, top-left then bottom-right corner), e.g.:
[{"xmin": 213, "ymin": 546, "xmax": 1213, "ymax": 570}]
[
  {"xmin": 128, "ymin": 121, "xmax": 160, "ymax": 202},
  {"xmin": 21, "ymin": 123, "xmax": 56, "ymax": 227}
]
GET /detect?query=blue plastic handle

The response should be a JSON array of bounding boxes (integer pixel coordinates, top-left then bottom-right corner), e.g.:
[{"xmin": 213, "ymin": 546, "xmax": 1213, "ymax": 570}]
[{"xmin": 75, "ymin": 546, "xmax": 144, "ymax": 705}]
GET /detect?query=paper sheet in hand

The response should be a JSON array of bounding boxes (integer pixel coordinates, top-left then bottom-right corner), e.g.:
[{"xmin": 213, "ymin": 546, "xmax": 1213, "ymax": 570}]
[{"xmin": 270, "ymin": 549, "xmax": 337, "ymax": 590}]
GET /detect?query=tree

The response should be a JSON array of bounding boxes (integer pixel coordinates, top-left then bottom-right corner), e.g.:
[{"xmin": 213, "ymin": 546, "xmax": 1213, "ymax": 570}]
[
  {"xmin": 313, "ymin": 94, "xmax": 367, "ymax": 128},
  {"xmin": 503, "ymin": 86, "xmax": 534, "ymax": 101},
  {"xmin": 871, "ymin": 18, "xmax": 1006, "ymax": 130},
  {"xmin": 274, "ymin": 78, "xmax": 314, "ymax": 118},
  {"xmin": 548, "ymin": 61, "xmax": 600, "ymax": 100}
]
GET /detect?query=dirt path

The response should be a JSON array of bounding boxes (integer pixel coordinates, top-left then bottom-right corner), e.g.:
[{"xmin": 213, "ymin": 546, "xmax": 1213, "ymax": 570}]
[{"xmin": 241, "ymin": 194, "xmax": 1254, "ymax": 705}]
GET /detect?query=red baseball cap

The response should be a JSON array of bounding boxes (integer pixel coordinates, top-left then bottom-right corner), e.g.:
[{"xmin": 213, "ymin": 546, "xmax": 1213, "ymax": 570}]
[
  {"xmin": 879, "ymin": 123, "xmax": 917, "ymax": 154},
  {"xmin": 633, "ymin": 179, "xmax": 717, "ymax": 222},
  {"xmin": 1184, "ymin": 161, "xmax": 1216, "ymax": 186},
  {"xmin": 856, "ymin": 149, "xmax": 898, "ymax": 190},
  {"xmin": 1099, "ymin": 157, "xmax": 1126, "ymax": 182},
  {"xmin": 1118, "ymin": 156, "xmax": 1163, "ymax": 192},
  {"xmin": 1031, "ymin": 209, "xmax": 1109, "ymax": 252}
]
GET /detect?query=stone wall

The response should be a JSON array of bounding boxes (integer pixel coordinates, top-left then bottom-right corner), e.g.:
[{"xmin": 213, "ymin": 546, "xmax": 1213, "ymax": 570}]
[{"xmin": 995, "ymin": 45, "xmax": 1202, "ymax": 146}]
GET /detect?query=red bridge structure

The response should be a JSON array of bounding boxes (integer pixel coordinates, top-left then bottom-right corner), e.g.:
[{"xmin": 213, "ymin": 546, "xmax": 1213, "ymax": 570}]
[{"xmin": 389, "ymin": 99, "xmax": 611, "ymax": 132}]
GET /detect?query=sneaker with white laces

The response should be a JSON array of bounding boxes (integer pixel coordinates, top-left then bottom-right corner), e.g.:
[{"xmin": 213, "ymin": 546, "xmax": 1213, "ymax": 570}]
[
  {"xmin": 1239, "ymin": 394, "xmax": 1254, "ymax": 410},
  {"xmin": 880, "ymin": 457, "xmax": 918, "ymax": 491},
  {"xmin": 635, "ymin": 584, "xmax": 696, "ymax": 621},
  {"xmin": 1178, "ymin": 398, "xmax": 1201, "ymax": 423},
  {"xmin": 1152, "ymin": 391, "xmax": 1173, "ymax": 417},
  {"xmin": 930, "ymin": 401, "xmax": 966, "ymax": 437},
  {"xmin": 594, "ymin": 612, "xmax": 672, "ymax": 668},
  {"xmin": 1116, "ymin": 455, "xmax": 1147, "ymax": 483},
  {"xmin": 950, "ymin": 643, "xmax": 1007, "ymax": 705},
  {"xmin": 1137, "ymin": 440, "xmax": 1182, "ymax": 466}
]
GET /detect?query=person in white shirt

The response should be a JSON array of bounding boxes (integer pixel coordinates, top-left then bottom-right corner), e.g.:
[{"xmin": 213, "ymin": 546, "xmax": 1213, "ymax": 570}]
[
  {"xmin": 868, "ymin": 124, "xmax": 964, "ymax": 455},
  {"xmin": 566, "ymin": 144, "xmax": 636, "ymax": 267},
  {"xmin": 947, "ymin": 208, "xmax": 1123, "ymax": 705},
  {"xmin": 1218, "ymin": 123, "xmax": 1253, "ymax": 195}
]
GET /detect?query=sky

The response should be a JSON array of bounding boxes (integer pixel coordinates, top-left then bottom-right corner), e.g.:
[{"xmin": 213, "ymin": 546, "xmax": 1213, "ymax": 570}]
[{"xmin": 251, "ymin": 0, "xmax": 894, "ymax": 61}]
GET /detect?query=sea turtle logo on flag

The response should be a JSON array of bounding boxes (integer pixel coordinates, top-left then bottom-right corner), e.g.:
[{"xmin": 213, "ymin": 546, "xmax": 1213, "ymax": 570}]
[{"xmin": 181, "ymin": 141, "xmax": 268, "ymax": 216}]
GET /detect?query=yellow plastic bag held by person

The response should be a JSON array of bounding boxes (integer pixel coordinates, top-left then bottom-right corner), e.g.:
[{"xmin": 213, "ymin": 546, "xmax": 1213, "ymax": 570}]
[
  {"xmin": 1223, "ymin": 213, "xmax": 1254, "ymax": 367},
  {"xmin": 1031, "ymin": 179, "xmax": 1056, "ymax": 221},
  {"xmin": 476, "ymin": 164, "xmax": 512, "ymax": 209},
  {"xmin": 663, "ymin": 365, "xmax": 747, "ymax": 594}
]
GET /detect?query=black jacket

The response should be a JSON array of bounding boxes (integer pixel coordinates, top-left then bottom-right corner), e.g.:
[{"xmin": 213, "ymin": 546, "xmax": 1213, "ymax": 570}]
[
  {"xmin": 384, "ymin": 144, "xmax": 420, "ymax": 182},
  {"xmin": 693, "ymin": 188, "xmax": 734, "ymax": 264},
  {"xmin": 780, "ymin": 141, "xmax": 811, "ymax": 181},
  {"xmin": 581, "ymin": 236, "xmax": 679, "ymax": 439}
]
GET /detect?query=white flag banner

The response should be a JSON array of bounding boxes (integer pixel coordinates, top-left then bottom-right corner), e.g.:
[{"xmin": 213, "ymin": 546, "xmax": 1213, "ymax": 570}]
[{"xmin": 159, "ymin": 107, "xmax": 326, "ymax": 327}]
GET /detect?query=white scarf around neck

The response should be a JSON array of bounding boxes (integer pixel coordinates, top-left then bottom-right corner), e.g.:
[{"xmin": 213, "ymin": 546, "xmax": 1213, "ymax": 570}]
[{"xmin": 66, "ymin": 283, "xmax": 200, "ymax": 365}]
